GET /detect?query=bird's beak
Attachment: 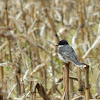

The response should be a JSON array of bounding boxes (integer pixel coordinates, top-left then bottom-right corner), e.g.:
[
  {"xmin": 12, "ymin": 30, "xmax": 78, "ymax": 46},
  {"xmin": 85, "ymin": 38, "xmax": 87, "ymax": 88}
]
[{"xmin": 55, "ymin": 44, "xmax": 58, "ymax": 46}]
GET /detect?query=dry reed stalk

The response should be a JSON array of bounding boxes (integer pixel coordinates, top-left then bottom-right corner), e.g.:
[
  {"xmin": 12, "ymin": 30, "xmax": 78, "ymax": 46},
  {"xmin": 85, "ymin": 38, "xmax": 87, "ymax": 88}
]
[
  {"xmin": 5, "ymin": 0, "xmax": 11, "ymax": 62},
  {"xmin": 32, "ymin": 91, "xmax": 36, "ymax": 100},
  {"xmin": 85, "ymin": 26, "xmax": 91, "ymax": 45},
  {"xmin": 20, "ymin": 79, "xmax": 25, "ymax": 96},
  {"xmin": 0, "ymin": 54, "xmax": 4, "ymax": 85},
  {"xmin": 47, "ymin": 78, "xmax": 63, "ymax": 96},
  {"xmin": 79, "ymin": 6, "xmax": 84, "ymax": 41},
  {"xmin": 72, "ymin": 95, "xmax": 84, "ymax": 100},
  {"xmin": 7, "ymin": 83, "xmax": 17, "ymax": 99},
  {"xmin": 20, "ymin": 0, "xmax": 27, "ymax": 32},
  {"xmin": 82, "ymin": 0, "xmax": 87, "ymax": 19},
  {"xmin": 30, "ymin": 75, "xmax": 36, "ymax": 100},
  {"xmin": 77, "ymin": 67, "xmax": 83, "ymax": 95},
  {"xmin": 63, "ymin": 63, "xmax": 70, "ymax": 100},
  {"xmin": 30, "ymin": 64, "xmax": 46, "ymax": 99},
  {"xmin": 5, "ymin": 0, "xmax": 8, "ymax": 28},
  {"xmin": 75, "ymin": 39, "xmax": 83, "ymax": 95},
  {"xmin": 0, "ymin": 49, "xmax": 4, "ymax": 99},
  {"xmin": 43, "ymin": 67, "xmax": 47, "ymax": 90},
  {"xmin": 82, "ymin": 36, "xmax": 100, "ymax": 59},
  {"xmin": 43, "ymin": 53, "xmax": 47, "ymax": 90},
  {"xmin": 16, "ymin": 68, "xmax": 21, "ymax": 97},
  {"xmin": 82, "ymin": 0, "xmax": 91, "ymax": 45},
  {"xmin": 51, "ymin": 50, "xmax": 56, "ymax": 94},
  {"xmin": 0, "ymin": 27, "xmax": 13, "ymax": 30},
  {"xmin": 69, "ymin": 64, "xmax": 74, "ymax": 98},
  {"xmin": 84, "ymin": 65, "xmax": 90, "ymax": 100},
  {"xmin": 0, "ymin": 66, "xmax": 4, "ymax": 83},
  {"xmin": 35, "ymin": 38, "xmax": 43, "ymax": 77},
  {"xmin": 29, "ymin": 49, "xmax": 33, "ymax": 70},
  {"xmin": 30, "ymin": 63, "xmax": 46, "ymax": 76},
  {"xmin": 78, "ymin": 0, "xmax": 86, "ymax": 42},
  {"xmin": 0, "ymin": 88, "xmax": 3, "ymax": 100},
  {"xmin": 40, "ymin": 0, "xmax": 60, "ymax": 43},
  {"xmin": 0, "ymin": 41, "xmax": 7, "ymax": 51},
  {"xmin": 60, "ymin": 8, "xmax": 64, "ymax": 25},
  {"xmin": 2, "ymin": 78, "xmax": 7, "ymax": 100},
  {"xmin": 36, "ymin": 83, "xmax": 50, "ymax": 100}
]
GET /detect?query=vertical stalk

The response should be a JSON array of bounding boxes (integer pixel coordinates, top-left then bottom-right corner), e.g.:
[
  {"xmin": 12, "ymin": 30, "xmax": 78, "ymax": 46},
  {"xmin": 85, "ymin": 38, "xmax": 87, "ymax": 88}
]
[
  {"xmin": 3, "ymin": 78, "xmax": 7, "ymax": 100},
  {"xmin": 82, "ymin": 0, "xmax": 87, "ymax": 19},
  {"xmin": 5, "ymin": 0, "xmax": 8, "ymax": 27},
  {"xmin": 32, "ymin": 90, "xmax": 36, "ymax": 100},
  {"xmin": 51, "ymin": 50, "xmax": 55, "ymax": 94},
  {"xmin": 16, "ymin": 68, "xmax": 21, "ymax": 97},
  {"xmin": 43, "ymin": 53, "xmax": 47, "ymax": 90},
  {"xmin": 29, "ymin": 48, "xmax": 33, "ymax": 70},
  {"xmin": 0, "ymin": 66, "xmax": 4, "ymax": 82},
  {"xmin": 63, "ymin": 63, "xmax": 70, "ymax": 100},
  {"xmin": 79, "ymin": 0, "xmax": 85, "ymax": 41},
  {"xmin": 30, "ymin": 75, "xmax": 36, "ymax": 100},
  {"xmin": 30, "ymin": 75, "xmax": 33, "ymax": 99},
  {"xmin": 5, "ymin": 0, "xmax": 11, "ymax": 61},
  {"xmin": 69, "ymin": 64, "xmax": 74, "ymax": 98},
  {"xmin": 85, "ymin": 65, "xmax": 89, "ymax": 100},
  {"xmin": 0, "ymin": 50, "xmax": 4, "ymax": 85},
  {"xmin": 0, "ymin": 46, "xmax": 4, "ymax": 100},
  {"xmin": 77, "ymin": 67, "xmax": 83, "ymax": 95},
  {"xmin": 20, "ymin": 79, "xmax": 25, "ymax": 95},
  {"xmin": 43, "ymin": 67, "xmax": 47, "ymax": 90},
  {"xmin": 76, "ymin": 40, "xmax": 83, "ymax": 95},
  {"xmin": 40, "ymin": 0, "xmax": 60, "ymax": 43}
]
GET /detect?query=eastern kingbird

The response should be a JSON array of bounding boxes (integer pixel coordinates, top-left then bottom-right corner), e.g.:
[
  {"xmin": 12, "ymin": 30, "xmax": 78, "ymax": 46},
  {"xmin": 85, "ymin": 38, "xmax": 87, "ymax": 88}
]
[{"xmin": 56, "ymin": 40, "xmax": 86, "ymax": 67}]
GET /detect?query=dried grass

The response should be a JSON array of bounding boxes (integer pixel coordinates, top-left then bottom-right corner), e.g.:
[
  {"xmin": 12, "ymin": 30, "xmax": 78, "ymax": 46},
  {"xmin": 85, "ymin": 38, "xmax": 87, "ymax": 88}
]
[{"xmin": 0, "ymin": 0, "xmax": 100, "ymax": 100}]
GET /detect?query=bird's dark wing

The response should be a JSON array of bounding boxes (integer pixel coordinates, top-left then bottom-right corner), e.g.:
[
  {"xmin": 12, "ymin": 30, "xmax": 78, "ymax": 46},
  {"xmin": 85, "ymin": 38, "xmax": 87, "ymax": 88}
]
[{"xmin": 59, "ymin": 45, "xmax": 78, "ymax": 62}]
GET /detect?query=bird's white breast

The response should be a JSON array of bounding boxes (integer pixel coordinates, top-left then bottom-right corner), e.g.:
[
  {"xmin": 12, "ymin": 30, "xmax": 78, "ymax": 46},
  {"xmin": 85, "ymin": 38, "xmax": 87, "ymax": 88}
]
[{"xmin": 58, "ymin": 52, "xmax": 70, "ymax": 63}]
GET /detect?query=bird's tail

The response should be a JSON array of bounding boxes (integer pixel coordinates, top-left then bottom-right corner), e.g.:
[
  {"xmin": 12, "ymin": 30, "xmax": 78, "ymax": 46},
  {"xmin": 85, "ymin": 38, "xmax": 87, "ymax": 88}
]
[{"xmin": 75, "ymin": 61, "xmax": 86, "ymax": 67}]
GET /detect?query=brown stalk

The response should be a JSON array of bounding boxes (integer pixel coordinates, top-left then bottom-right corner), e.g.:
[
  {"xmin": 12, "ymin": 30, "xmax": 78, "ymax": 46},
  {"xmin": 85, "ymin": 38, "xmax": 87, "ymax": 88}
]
[
  {"xmin": 36, "ymin": 83, "xmax": 50, "ymax": 100},
  {"xmin": 77, "ymin": 67, "xmax": 83, "ymax": 95},
  {"xmin": 69, "ymin": 64, "xmax": 74, "ymax": 98},
  {"xmin": 75, "ymin": 39, "xmax": 83, "ymax": 95},
  {"xmin": 76, "ymin": 0, "xmax": 86, "ymax": 92},
  {"xmin": 5, "ymin": 0, "xmax": 11, "ymax": 62},
  {"xmin": 47, "ymin": 76, "xmax": 77, "ymax": 96},
  {"xmin": 63, "ymin": 63, "xmax": 70, "ymax": 100},
  {"xmin": 82, "ymin": 0, "xmax": 87, "ymax": 19},
  {"xmin": 43, "ymin": 53, "xmax": 47, "ymax": 90},
  {"xmin": 0, "ymin": 48, "xmax": 4, "ymax": 99},
  {"xmin": 20, "ymin": 79, "xmax": 25, "ymax": 95},
  {"xmin": 0, "ymin": 56, "xmax": 4, "ymax": 85},
  {"xmin": 43, "ymin": 67, "xmax": 47, "ymax": 90},
  {"xmin": 30, "ymin": 63, "xmax": 45, "ymax": 99},
  {"xmin": 0, "ymin": 27, "xmax": 13, "ymax": 30},
  {"xmin": 29, "ymin": 48, "xmax": 33, "ymax": 70},
  {"xmin": 20, "ymin": 0, "xmax": 27, "ymax": 31},
  {"xmin": 2, "ymin": 78, "xmax": 7, "ymax": 100},
  {"xmin": 84, "ymin": 65, "xmax": 90, "ymax": 100},
  {"xmin": 40, "ymin": 0, "xmax": 60, "ymax": 43},
  {"xmin": 30, "ymin": 63, "xmax": 46, "ymax": 77},
  {"xmin": 5, "ymin": 0, "xmax": 8, "ymax": 28},
  {"xmin": 30, "ymin": 75, "xmax": 36, "ymax": 100},
  {"xmin": 16, "ymin": 67, "xmax": 21, "ymax": 97},
  {"xmin": 0, "ymin": 66, "xmax": 4, "ymax": 83},
  {"xmin": 0, "ymin": 88, "xmax": 3, "ymax": 100},
  {"xmin": 78, "ymin": 0, "xmax": 85, "ymax": 41},
  {"xmin": 51, "ymin": 49, "xmax": 56, "ymax": 95}
]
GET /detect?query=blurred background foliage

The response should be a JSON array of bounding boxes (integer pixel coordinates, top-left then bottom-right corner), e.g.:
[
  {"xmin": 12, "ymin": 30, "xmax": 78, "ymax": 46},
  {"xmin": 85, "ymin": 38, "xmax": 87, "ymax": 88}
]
[{"xmin": 0, "ymin": 0, "xmax": 100, "ymax": 99}]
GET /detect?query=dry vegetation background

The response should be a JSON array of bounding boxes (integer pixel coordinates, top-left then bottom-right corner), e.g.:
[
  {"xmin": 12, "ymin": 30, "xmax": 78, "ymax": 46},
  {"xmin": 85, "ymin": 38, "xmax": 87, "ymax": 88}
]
[{"xmin": 0, "ymin": 0, "xmax": 100, "ymax": 100}]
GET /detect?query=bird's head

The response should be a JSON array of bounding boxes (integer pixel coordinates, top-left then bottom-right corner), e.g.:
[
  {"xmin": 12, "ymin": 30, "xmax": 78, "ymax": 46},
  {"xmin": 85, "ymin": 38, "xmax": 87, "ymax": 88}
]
[{"xmin": 56, "ymin": 39, "xmax": 69, "ymax": 46}]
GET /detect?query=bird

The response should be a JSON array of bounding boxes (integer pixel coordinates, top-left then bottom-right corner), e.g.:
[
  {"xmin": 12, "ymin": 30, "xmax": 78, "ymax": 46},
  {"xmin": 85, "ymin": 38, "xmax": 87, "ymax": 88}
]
[{"xmin": 56, "ymin": 39, "xmax": 86, "ymax": 67}]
